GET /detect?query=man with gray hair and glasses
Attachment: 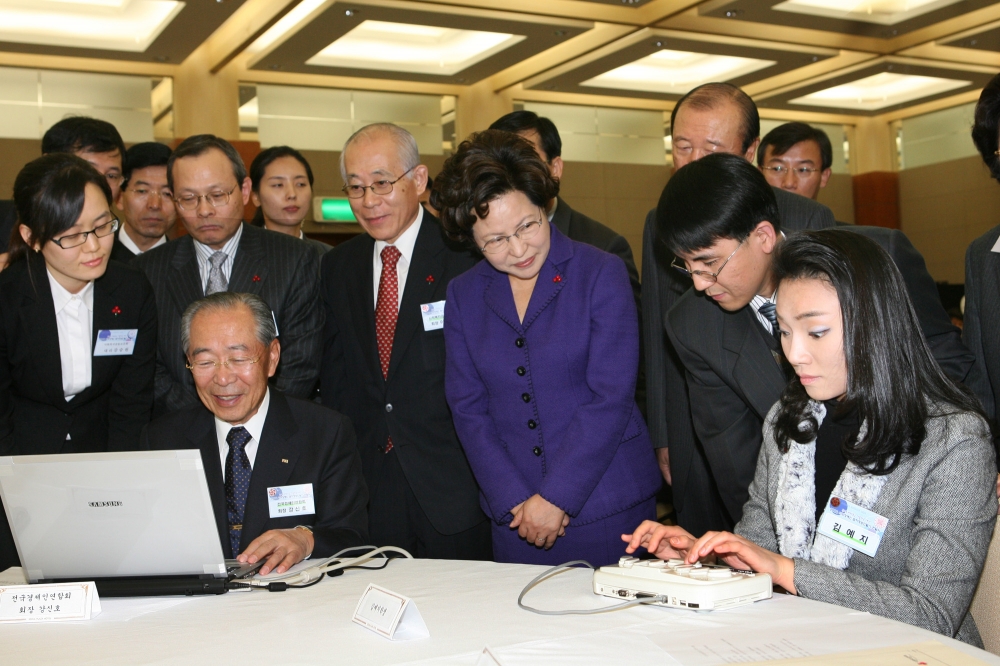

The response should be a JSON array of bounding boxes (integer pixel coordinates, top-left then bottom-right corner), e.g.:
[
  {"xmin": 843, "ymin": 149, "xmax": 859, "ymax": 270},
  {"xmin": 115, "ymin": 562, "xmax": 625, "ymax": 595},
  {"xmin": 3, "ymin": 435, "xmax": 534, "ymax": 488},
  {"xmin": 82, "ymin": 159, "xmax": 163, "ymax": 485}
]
[
  {"xmin": 143, "ymin": 292, "xmax": 368, "ymax": 574},
  {"xmin": 320, "ymin": 123, "xmax": 491, "ymax": 560},
  {"xmin": 133, "ymin": 134, "xmax": 323, "ymax": 417}
]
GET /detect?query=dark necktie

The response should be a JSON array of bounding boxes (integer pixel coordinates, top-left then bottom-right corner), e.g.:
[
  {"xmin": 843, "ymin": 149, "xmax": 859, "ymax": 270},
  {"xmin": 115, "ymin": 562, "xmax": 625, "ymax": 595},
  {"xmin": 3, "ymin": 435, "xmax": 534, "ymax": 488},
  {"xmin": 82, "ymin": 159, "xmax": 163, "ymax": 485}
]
[
  {"xmin": 758, "ymin": 301, "xmax": 779, "ymax": 336},
  {"xmin": 375, "ymin": 246, "xmax": 402, "ymax": 454},
  {"xmin": 224, "ymin": 426, "xmax": 252, "ymax": 557}
]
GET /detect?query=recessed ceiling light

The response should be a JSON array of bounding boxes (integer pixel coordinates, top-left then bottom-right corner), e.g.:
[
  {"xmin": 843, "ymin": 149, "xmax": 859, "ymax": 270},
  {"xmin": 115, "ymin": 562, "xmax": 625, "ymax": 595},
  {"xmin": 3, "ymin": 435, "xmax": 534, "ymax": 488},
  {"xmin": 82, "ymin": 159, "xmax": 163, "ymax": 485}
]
[
  {"xmin": 789, "ymin": 72, "xmax": 969, "ymax": 111},
  {"xmin": 0, "ymin": 0, "xmax": 183, "ymax": 52},
  {"xmin": 306, "ymin": 20, "xmax": 525, "ymax": 76},
  {"xmin": 581, "ymin": 49, "xmax": 775, "ymax": 95},
  {"xmin": 772, "ymin": 0, "xmax": 963, "ymax": 26}
]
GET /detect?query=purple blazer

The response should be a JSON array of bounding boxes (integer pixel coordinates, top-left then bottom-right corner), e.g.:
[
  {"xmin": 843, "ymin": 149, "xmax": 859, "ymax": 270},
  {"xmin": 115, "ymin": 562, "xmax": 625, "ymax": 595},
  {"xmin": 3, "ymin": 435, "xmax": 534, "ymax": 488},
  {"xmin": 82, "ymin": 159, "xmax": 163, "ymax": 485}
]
[{"xmin": 444, "ymin": 224, "xmax": 660, "ymax": 527}]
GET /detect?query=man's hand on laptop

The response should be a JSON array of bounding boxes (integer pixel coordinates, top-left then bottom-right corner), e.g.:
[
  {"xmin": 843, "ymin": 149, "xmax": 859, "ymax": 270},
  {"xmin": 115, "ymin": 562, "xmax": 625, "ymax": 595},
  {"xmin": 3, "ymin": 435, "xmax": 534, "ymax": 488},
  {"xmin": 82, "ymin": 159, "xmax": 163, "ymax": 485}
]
[{"xmin": 236, "ymin": 528, "xmax": 315, "ymax": 575}]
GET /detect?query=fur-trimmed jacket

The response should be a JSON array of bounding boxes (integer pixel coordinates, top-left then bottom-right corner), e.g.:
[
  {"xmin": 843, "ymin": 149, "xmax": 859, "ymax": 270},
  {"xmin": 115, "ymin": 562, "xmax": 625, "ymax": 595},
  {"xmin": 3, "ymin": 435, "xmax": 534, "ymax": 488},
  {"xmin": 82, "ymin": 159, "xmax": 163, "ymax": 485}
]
[{"xmin": 736, "ymin": 400, "xmax": 997, "ymax": 647}]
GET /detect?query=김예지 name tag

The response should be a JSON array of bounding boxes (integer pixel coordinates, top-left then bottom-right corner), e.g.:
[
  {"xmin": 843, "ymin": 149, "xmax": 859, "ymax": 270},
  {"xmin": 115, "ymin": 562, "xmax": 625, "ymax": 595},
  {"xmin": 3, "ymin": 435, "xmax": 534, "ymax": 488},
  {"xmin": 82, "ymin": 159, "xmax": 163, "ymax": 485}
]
[
  {"xmin": 267, "ymin": 483, "xmax": 315, "ymax": 519},
  {"xmin": 420, "ymin": 301, "xmax": 446, "ymax": 331},
  {"xmin": 352, "ymin": 583, "xmax": 429, "ymax": 641},
  {"xmin": 93, "ymin": 329, "xmax": 138, "ymax": 356},
  {"xmin": 817, "ymin": 496, "xmax": 888, "ymax": 558},
  {"xmin": 0, "ymin": 582, "xmax": 101, "ymax": 623}
]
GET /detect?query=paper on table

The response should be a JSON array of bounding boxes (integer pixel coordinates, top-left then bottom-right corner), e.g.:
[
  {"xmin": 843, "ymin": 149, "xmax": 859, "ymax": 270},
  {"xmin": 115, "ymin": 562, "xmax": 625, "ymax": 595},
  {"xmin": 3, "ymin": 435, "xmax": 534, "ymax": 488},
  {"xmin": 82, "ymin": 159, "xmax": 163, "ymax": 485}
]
[
  {"xmin": 92, "ymin": 597, "xmax": 191, "ymax": 623},
  {"xmin": 742, "ymin": 640, "xmax": 990, "ymax": 666}
]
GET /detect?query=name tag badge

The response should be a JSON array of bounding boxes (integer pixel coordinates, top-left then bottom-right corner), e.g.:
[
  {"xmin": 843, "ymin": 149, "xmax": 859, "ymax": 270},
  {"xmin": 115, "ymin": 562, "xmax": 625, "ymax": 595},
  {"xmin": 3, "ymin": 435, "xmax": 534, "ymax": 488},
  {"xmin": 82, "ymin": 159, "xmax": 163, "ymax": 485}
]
[
  {"xmin": 93, "ymin": 329, "xmax": 138, "ymax": 356},
  {"xmin": 0, "ymin": 582, "xmax": 101, "ymax": 623},
  {"xmin": 817, "ymin": 497, "xmax": 888, "ymax": 558},
  {"xmin": 352, "ymin": 583, "xmax": 429, "ymax": 640},
  {"xmin": 420, "ymin": 300, "xmax": 445, "ymax": 331},
  {"xmin": 266, "ymin": 483, "xmax": 315, "ymax": 519}
]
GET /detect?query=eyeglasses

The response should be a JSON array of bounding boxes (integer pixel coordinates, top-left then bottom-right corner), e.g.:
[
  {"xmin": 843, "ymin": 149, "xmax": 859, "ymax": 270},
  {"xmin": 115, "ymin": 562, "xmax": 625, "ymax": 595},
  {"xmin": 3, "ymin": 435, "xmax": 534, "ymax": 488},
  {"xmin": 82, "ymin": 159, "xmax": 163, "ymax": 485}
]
[
  {"xmin": 173, "ymin": 185, "xmax": 238, "ymax": 211},
  {"xmin": 342, "ymin": 166, "xmax": 415, "ymax": 199},
  {"xmin": 761, "ymin": 165, "xmax": 820, "ymax": 177},
  {"xmin": 186, "ymin": 354, "xmax": 263, "ymax": 376},
  {"xmin": 478, "ymin": 219, "xmax": 543, "ymax": 255},
  {"xmin": 51, "ymin": 218, "xmax": 120, "ymax": 249},
  {"xmin": 670, "ymin": 239, "xmax": 744, "ymax": 283}
]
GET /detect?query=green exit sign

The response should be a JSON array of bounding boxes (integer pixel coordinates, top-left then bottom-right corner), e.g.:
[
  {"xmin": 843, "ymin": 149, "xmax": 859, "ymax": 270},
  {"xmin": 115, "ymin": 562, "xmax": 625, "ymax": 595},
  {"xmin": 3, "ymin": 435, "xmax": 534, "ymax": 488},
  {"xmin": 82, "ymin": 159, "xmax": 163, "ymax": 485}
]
[{"xmin": 312, "ymin": 197, "xmax": 357, "ymax": 223}]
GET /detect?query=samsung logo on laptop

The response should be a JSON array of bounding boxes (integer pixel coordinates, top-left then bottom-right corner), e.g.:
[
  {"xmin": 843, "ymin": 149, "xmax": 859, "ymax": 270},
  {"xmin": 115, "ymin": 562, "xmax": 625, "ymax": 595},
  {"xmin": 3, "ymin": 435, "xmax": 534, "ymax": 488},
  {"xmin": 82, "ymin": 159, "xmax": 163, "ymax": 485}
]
[{"xmin": 88, "ymin": 501, "xmax": 123, "ymax": 508}]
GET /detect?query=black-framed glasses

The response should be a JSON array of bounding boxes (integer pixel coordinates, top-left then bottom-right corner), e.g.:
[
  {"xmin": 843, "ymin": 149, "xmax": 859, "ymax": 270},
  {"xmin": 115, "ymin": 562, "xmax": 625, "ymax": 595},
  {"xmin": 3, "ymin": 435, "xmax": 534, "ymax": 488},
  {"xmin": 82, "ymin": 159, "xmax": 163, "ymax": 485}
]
[
  {"xmin": 761, "ymin": 165, "xmax": 820, "ymax": 177},
  {"xmin": 478, "ymin": 219, "xmax": 544, "ymax": 255},
  {"xmin": 51, "ymin": 218, "xmax": 120, "ymax": 249},
  {"xmin": 342, "ymin": 166, "xmax": 415, "ymax": 199},
  {"xmin": 185, "ymin": 354, "xmax": 263, "ymax": 376},
  {"xmin": 173, "ymin": 185, "xmax": 238, "ymax": 211},
  {"xmin": 670, "ymin": 239, "xmax": 744, "ymax": 283}
]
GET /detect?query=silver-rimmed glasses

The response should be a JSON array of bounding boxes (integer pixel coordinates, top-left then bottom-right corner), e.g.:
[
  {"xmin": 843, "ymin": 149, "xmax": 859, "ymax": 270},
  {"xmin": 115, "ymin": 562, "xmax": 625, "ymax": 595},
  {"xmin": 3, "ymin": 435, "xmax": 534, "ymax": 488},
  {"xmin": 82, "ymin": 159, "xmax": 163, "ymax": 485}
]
[
  {"xmin": 342, "ymin": 166, "xmax": 415, "ymax": 199},
  {"xmin": 670, "ymin": 239, "xmax": 744, "ymax": 283},
  {"xmin": 185, "ymin": 354, "xmax": 263, "ymax": 376},
  {"xmin": 760, "ymin": 165, "xmax": 820, "ymax": 177},
  {"xmin": 478, "ymin": 219, "xmax": 543, "ymax": 255},
  {"xmin": 173, "ymin": 185, "xmax": 238, "ymax": 211}
]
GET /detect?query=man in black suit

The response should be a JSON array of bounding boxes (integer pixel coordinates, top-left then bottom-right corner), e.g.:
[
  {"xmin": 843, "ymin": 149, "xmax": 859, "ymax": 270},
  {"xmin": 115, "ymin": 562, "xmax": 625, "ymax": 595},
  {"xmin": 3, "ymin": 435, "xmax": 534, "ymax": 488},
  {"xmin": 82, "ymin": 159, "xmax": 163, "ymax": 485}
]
[
  {"xmin": 111, "ymin": 142, "xmax": 176, "ymax": 263},
  {"xmin": 133, "ymin": 135, "xmax": 323, "ymax": 417},
  {"xmin": 488, "ymin": 110, "xmax": 640, "ymax": 309},
  {"xmin": 144, "ymin": 292, "xmax": 367, "ymax": 574},
  {"xmin": 321, "ymin": 123, "xmax": 490, "ymax": 559},
  {"xmin": 642, "ymin": 83, "xmax": 837, "ymax": 534},
  {"xmin": 660, "ymin": 154, "xmax": 974, "ymax": 528}
]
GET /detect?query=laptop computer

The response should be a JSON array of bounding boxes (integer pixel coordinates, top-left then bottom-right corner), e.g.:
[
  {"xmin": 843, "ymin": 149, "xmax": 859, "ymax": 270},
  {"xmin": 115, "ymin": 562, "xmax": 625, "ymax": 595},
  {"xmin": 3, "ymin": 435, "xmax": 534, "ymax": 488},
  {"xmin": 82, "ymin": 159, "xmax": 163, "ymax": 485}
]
[{"xmin": 0, "ymin": 450, "xmax": 261, "ymax": 597}]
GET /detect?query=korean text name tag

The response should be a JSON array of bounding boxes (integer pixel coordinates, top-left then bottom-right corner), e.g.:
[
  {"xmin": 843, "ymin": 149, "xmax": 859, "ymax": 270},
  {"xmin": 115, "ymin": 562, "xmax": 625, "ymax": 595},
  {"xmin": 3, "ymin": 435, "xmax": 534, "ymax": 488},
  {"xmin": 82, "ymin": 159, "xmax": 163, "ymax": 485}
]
[
  {"xmin": 267, "ymin": 483, "xmax": 315, "ymax": 519},
  {"xmin": 0, "ymin": 582, "xmax": 101, "ymax": 623},
  {"xmin": 420, "ymin": 301, "xmax": 445, "ymax": 331},
  {"xmin": 93, "ymin": 329, "xmax": 138, "ymax": 356},
  {"xmin": 352, "ymin": 583, "xmax": 429, "ymax": 641},
  {"xmin": 817, "ymin": 496, "xmax": 888, "ymax": 558}
]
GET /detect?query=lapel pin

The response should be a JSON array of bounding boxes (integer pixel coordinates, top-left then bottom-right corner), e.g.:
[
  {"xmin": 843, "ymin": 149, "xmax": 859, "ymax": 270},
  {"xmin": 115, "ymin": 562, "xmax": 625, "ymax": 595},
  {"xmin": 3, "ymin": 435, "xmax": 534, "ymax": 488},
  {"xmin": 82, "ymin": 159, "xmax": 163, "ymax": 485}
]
[
  {"xmin": 281, "ymin": 458, "xmax": 288, "ymax": 464},
  {"xmin": 552, "ymin": 275, "xmax": 562, "ymax": 283},
  {"xmin": 252, "ymin": 275, "xmax": 261, "ymax": 283},
  {"xmin": 111, "ymin": 305, "xmax": 121, "ymax": 316},
  {"xmin": 426, "ymin": 275, "xmax": 434, "ymax": 284}
]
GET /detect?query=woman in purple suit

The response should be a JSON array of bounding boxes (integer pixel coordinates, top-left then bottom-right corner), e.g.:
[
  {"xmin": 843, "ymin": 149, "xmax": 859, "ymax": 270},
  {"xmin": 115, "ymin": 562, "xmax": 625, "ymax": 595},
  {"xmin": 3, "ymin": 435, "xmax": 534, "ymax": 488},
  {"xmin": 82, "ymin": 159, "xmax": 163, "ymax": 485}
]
[{"xmin": 432, "ymin": 130, "xmax": 661, "ymax": 566}]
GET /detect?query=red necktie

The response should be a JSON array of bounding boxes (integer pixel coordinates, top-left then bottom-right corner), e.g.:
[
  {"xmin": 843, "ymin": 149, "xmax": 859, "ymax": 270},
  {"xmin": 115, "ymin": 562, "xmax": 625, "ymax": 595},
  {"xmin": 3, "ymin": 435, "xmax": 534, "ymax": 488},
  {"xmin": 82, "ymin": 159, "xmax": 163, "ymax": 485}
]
[{"xmin": 376, "ymin": 245, "xmax": 402, "ymax": 453}]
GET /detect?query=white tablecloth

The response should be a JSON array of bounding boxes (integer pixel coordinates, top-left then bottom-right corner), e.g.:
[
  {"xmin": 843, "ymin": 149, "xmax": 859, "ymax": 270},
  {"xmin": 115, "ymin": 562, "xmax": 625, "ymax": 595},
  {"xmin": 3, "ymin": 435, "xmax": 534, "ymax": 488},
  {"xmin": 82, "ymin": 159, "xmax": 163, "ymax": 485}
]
[{"xmin": 1, "ymin": 559, "xmax": 997, "ymax": 665}]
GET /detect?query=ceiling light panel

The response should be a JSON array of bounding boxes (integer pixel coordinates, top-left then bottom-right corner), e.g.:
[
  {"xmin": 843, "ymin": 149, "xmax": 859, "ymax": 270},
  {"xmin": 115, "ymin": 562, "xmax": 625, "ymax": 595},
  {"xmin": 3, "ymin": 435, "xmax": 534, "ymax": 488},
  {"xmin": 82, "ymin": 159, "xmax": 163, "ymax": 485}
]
[
  {"xmin": 789, "ymin": 72, "xmax": 969, "ymax": 111},
  {"xmin": 306, "ymin": 20, "xmax": 525, "ymax": 76},
  {"xmin": 772, "ymin": 0, "xmax": 964, "ymax": 26},
  {"xmin": 580, "ymin": 49, "xmax": 775, "ymax": 95},
  {"xmin": 0, "ymin": 0, "xmax": 183, "ymax": 52}
]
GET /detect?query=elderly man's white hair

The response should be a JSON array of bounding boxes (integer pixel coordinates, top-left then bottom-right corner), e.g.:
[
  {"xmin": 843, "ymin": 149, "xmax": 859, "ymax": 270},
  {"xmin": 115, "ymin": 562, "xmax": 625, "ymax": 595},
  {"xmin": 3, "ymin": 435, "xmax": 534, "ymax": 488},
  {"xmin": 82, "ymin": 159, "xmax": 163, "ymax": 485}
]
[{"xmin": 339, "ymin": 123, "xmax": 420, "ymax": 181}]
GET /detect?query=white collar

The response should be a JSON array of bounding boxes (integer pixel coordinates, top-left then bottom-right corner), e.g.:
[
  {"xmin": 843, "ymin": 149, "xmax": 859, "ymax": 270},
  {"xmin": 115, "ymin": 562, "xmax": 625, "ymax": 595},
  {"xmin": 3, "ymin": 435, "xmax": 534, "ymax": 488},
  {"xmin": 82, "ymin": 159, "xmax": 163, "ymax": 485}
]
[
  {"xmin": 214, "ymin": 387, "xmax": 270, "ymax": 447},
  {"xmin": 374, "ymin": 205, "xmax": 423, "ymax": 264},
  {"xmin": 991, "ymin": 235, "xmax": 1000, "ymax": 253},
  {"xmin": 46, "ymin": 267, "xmax": 94, "ymax": 314},
  {"xmin": 119, "ymin": 227, "xmax": 166, "ymax": 256}
]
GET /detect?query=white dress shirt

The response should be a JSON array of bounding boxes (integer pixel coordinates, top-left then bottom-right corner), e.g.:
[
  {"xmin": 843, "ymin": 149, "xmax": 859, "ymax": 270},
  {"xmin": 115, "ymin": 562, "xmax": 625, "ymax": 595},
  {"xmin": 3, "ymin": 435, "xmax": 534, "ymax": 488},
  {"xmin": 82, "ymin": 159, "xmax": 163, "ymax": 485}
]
[
  {"xmin": 750, "ymin": 293, "xmax": 778, "ymax": 334},
  {"xmin": 194, "ymin": 224, "xmax": 243, "ymax": 293},
  {"xmin": 47, "ymin": 269, "xmax": 94, "ymax": 401},
  {"xmin": 118, "ymin": 228, "xmax": 166, "ymax": 256},
  {"xmin": 215, "ymin": 388, "xmax": 270, "ymax": 473},
  {"xmin": 372, "ymin": 206, "xmax": 423, "ymax": 310}
]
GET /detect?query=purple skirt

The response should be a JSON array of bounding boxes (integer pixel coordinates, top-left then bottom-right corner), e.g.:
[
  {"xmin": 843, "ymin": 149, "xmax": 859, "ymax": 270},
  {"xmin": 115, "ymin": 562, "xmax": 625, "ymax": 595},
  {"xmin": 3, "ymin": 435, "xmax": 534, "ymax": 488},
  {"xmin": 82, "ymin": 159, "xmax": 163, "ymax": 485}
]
[{"xmin": 491, "ymin": 497, "xmax": 656, "ymax": 567}]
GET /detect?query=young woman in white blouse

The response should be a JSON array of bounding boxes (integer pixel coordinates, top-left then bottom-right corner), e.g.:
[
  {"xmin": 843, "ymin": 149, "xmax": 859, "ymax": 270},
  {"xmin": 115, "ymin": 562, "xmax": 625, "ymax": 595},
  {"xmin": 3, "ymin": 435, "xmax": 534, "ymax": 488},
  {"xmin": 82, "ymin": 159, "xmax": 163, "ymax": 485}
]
[{"xmin": 0, "ymin": 153, "xmax": 157, "ymax": 567}]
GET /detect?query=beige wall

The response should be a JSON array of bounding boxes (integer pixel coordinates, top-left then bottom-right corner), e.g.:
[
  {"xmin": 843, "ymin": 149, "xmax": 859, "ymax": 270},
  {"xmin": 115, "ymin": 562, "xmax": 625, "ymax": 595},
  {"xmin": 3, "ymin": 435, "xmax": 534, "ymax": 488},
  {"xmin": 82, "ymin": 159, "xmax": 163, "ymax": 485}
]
[
  {"xmin": 0, "ymin": 139, "xmax": 41, "ymax": 199},
  {"xmin": 817, "ymin": 173, "xmax": 854, "ymax": 225},
  {"xmin": 900, "ymin": 155, "xmax": 1000, "ymax": 284}
]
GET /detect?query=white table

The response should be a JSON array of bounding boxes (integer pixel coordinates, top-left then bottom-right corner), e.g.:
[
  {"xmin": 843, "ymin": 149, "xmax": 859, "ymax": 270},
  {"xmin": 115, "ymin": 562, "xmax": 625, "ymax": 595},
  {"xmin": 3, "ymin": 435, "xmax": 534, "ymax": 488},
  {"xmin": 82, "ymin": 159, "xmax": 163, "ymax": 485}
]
[{"xmin": 2, "ymin": 559, "xmax": 998, "ymax": 665}]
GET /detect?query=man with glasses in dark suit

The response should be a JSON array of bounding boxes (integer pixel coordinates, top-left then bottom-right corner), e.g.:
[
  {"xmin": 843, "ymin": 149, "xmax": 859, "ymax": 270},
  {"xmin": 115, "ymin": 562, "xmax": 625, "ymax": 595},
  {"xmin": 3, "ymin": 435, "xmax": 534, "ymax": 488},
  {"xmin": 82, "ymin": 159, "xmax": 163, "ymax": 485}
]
[{"xmin": 133, "ymin": 135, "xmax": 322, "ymax": 417}]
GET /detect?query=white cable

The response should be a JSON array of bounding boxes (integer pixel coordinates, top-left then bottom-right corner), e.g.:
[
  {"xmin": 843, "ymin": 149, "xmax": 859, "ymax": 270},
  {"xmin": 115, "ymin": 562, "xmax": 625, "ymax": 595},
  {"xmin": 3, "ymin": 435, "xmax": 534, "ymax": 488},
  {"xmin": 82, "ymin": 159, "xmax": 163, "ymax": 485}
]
[
  {"xmin": 257, "ymin": 545, "xmax": 414, "ymax": 586},
  {"xmin": 517, "ymin": 560, "xmax": 668, "ymax": 616}
]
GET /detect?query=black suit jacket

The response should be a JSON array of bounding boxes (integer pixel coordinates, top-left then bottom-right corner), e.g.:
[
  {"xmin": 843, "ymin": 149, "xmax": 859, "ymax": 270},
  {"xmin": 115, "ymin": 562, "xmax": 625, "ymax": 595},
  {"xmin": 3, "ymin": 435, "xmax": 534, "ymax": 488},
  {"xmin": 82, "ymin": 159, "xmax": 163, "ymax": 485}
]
[
  {"xmin": 964, "ymin": 225, "xmax": 1000, "ymax": 424},
  {"xmin": 143, "ymin": 390, "xmax": 369, "ymax": 558},
  {"xmin": 641, "ymin": 187, "xmax": 836, "ymax": 533},
  {"xmin": 666, "ymin": 224, "xmax": 972, "ymax": 526},
  {"xmin": 110, "ymin": 229, "xmax": 137, "ymax": 264},
  {"xmin": 551, "ymin": 196, "xmax": 640, "ymax": 310},
  {"xmin": 0, "ymin": 253, "xmax": 156, "ymax": 455},
  {"xmin": 132, "ymin": 223, "xmax": 323, "ymax": 416},
  {"xmin": 320, "ymin": 211, "xmax": 485, "ymax": 536}
]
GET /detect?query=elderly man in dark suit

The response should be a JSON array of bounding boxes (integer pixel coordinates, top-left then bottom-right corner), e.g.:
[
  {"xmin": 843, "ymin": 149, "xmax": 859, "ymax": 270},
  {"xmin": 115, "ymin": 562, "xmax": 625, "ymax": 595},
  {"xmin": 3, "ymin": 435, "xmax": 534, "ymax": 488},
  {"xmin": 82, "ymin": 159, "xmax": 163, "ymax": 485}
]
[
  {"xmin": 661, "ymin": 154, "xmax": 974, "ymax": 529},
  {"xmin": 642, "ymin": 82, "xmax": 837, "ymax": 535},
  {"xmin": 133, "ymin": 135, "xmax": 323, "ymax": 417},
  {"xmin": 321, "ymin": 123, "xmax": 490, "ymax": 560},
  {"xmin": 144, "ymin": 292, "xmax": 368, "ymax": 575},
  {"xmin": 488, "ymin": 111, "xmax": 640, "ymax": 309}
]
